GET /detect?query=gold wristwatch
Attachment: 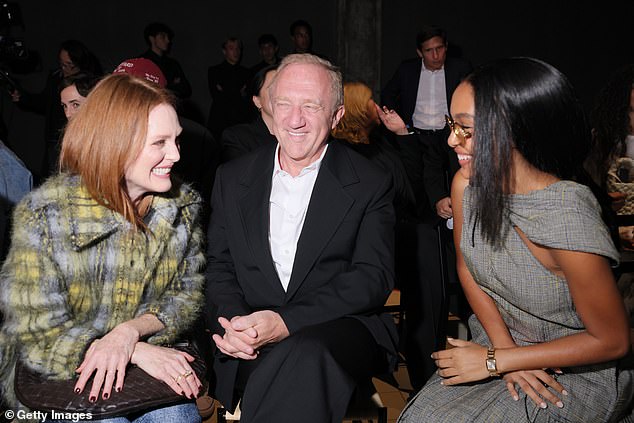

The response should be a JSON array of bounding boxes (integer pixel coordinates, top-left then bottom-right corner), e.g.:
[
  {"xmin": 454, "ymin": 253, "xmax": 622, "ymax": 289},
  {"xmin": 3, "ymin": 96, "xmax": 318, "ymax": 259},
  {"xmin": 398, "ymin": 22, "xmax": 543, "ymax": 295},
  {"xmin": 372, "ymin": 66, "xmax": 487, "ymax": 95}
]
[{"xmin": 486, "ymin": 347, "xmax": 499, "ymax": 377}]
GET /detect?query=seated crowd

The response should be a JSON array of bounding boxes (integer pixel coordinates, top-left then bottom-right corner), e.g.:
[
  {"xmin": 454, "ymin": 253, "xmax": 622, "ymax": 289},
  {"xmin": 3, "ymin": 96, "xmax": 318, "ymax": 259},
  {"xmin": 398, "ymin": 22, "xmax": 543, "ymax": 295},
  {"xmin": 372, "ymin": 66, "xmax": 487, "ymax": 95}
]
[{"xmin": 0, "ymin": 19, "xmax": 632, "ymax": 423}]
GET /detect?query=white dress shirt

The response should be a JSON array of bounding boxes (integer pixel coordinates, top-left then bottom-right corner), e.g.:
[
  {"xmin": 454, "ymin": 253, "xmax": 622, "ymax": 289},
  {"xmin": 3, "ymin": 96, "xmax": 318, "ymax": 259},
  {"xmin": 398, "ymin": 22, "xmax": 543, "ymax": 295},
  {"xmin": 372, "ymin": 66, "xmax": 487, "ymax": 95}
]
[
  {"xmin": 412, "ymin": 60, "xmax": 448, "ymax": 130},
  {"xmin": 269, "ymin": 144, "xmax": 328, "ymax": 291}
]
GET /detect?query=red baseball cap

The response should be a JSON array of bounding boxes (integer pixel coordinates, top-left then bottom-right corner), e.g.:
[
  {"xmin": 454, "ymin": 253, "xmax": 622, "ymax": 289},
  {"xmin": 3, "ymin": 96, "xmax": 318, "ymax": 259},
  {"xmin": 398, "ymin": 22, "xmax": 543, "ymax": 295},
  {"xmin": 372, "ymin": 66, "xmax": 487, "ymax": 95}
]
[{"xmin": 113, "ymin": 58, "xmax": 167, "ymax": 88}]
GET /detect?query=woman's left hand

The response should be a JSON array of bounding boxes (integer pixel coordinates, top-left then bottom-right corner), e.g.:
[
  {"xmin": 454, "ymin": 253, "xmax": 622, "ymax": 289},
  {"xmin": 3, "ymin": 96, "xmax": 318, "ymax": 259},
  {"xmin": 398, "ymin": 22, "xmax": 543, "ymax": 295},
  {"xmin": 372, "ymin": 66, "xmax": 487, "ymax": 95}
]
[
  {"xmin": 432, "ymin": 338, "xmax": 489, "ymax": 385},
  {"xmin": 131, "ymin": 342, "xmax": 202, "ymax": 399},
  {"xmin": 74, "ymin": 323, "xmax": 140, "ymax": 402},
  {"xmin": 503, "ymin": 369, "xmax": 566, "ymax": 409}
]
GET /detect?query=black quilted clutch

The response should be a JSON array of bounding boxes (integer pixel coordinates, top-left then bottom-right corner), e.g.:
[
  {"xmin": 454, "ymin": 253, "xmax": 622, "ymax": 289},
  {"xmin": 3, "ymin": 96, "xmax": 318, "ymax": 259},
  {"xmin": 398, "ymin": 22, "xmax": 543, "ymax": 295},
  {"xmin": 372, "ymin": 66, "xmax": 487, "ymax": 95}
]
[{"xmin": 14, "ymin": 343, "xmax": 207, "ymax": 418}]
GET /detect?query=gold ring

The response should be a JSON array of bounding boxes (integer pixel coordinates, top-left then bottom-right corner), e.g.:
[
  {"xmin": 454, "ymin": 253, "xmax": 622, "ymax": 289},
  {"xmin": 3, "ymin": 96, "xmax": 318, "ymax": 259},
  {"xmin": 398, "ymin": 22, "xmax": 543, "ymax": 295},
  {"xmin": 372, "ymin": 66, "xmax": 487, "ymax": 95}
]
[
  {"xmin": 174, "ymin": 375, "xmax": 183, "ymax": 383},
  {"xmin": 183, "ymin": 370, "xmax": 193, "ymax": 378}
]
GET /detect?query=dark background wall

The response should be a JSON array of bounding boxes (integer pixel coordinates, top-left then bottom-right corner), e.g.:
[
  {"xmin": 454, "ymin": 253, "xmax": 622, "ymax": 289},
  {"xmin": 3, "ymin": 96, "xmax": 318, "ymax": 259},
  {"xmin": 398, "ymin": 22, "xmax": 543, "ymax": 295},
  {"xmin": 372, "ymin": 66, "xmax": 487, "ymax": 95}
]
[{"xmin": 2, "ymin": 0, "xmax": 633, "ymax": 179}]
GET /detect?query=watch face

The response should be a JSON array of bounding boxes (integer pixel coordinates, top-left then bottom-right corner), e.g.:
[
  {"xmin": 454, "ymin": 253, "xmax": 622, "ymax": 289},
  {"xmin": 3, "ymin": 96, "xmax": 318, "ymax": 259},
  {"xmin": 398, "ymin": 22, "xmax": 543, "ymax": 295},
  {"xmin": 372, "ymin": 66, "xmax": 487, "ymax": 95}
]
[{"xmin": 486, "ymin": 359, "xmax": 497, "ymax": 372}]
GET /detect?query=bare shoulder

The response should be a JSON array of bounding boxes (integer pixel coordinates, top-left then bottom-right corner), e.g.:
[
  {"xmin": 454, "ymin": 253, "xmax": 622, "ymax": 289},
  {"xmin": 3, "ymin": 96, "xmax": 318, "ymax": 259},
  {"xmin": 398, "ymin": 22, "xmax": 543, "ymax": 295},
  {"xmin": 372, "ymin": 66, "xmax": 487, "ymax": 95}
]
[{"xmin": 451, "ymin": 172, "xmax": 469, "ymax": 198}]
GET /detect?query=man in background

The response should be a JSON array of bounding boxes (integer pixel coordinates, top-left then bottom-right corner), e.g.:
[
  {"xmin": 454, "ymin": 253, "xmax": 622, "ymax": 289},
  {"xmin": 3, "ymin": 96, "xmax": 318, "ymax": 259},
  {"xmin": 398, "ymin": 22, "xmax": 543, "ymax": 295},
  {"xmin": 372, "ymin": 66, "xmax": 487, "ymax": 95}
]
[
  {"xmin": 141, "ymin": 22, "xmax": 192, "ymax": 99},
  {"xmin": 207, "ymin": 37, "xmax": 252, "ymax": 140},
  {"xmin": 250, "ymin": 33, "xmax": 280, "ymax": 75}
]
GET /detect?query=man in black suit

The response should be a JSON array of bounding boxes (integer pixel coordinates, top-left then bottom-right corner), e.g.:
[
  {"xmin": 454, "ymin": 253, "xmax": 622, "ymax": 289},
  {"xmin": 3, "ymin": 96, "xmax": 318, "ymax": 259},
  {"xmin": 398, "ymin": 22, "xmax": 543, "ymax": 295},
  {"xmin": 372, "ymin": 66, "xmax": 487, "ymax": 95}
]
[
  {"xmin": 206, "ymin": 54, "xmax": 398, "ymax": 422},
  {"xmin": 381, "ymin": 25, "xmax": 471, "ymax": 393}
]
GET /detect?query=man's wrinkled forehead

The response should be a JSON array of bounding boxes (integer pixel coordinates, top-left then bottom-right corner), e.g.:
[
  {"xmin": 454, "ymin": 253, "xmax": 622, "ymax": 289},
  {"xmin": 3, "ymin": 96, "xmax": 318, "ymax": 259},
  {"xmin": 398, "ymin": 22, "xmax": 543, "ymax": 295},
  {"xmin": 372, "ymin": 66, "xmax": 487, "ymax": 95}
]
[{"xmin": 270, "ymin": 63, "xmax": 333, "ymax": 105}]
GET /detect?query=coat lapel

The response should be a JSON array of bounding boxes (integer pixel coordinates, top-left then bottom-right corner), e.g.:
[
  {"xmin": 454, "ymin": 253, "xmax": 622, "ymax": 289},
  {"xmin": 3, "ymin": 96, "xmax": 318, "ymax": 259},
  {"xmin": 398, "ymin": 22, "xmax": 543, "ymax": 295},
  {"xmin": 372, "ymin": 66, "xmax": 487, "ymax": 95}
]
[
  {"xmin": 237, "ymin": 146, "xmax": 287, "ymax": 296},
  {"xmin": 67, "ymin": 184, "xmax": 122, "ymax": 251},
  {"xmin": 285, "ymin": 141, "xmax": 357, "ymax": 299}
]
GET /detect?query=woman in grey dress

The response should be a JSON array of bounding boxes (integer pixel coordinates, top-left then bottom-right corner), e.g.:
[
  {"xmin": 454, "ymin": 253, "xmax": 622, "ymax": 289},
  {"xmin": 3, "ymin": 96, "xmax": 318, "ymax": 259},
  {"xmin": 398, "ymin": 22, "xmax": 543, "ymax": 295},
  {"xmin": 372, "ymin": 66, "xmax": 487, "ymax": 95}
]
[{"xmin": 399, "ymin": 57, "xmax": 634, "ymax": 422}]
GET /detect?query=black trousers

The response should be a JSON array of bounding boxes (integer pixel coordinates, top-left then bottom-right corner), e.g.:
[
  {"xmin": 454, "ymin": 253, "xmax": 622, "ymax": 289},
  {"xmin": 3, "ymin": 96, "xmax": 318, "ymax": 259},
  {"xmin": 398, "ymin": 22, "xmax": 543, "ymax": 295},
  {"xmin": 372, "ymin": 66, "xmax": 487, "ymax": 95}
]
[
  {"xmin": 234, "ymin": 318, "xmax": 388, "ymax": 423},
  {"xmin": 395, "ymin": 221, "xmax": 462, "ymax": 391}
]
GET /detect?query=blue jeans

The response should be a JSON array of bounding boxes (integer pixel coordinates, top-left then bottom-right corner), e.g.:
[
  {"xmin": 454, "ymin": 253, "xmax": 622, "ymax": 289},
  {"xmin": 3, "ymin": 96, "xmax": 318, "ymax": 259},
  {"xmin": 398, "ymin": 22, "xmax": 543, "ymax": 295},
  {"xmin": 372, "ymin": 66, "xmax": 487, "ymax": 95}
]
[{"xmin": 48, "ymin": 402, "xmax": 201, "ymax": 423}]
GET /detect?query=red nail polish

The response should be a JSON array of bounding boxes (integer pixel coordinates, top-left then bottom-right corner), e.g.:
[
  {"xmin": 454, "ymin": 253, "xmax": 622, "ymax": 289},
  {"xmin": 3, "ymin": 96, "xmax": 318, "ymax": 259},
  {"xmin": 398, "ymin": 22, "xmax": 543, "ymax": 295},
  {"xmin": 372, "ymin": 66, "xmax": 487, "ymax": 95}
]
[
  {"xmin": 103, "ymin": 393, "xmax": 109, "ymax": 400},
  {"xmin": 75, "ymin": 388, "xmax": 81, "ymax": 394},
  {"xmin": 115, "ymin": 387, "xmax": 121, "ymax": 392},
  {"xmin": 89, "ymin": 396, "xmax": 96, "ymax": 403}
]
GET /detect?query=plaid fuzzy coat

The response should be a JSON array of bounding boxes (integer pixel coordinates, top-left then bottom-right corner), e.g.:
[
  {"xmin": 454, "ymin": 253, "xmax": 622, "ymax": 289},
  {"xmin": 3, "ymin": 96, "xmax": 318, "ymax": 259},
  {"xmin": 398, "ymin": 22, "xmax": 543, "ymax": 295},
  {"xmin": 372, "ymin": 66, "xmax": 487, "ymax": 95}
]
[{"xmin": 0, "ymin": 174, "xmax": 205, "ymax": 408}]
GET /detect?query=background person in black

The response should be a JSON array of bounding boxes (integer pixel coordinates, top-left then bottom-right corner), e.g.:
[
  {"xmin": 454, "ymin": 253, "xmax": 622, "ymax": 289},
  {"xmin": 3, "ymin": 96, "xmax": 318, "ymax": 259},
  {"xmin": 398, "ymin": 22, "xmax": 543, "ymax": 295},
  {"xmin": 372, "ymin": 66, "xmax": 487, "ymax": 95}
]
[
  {"xmin": 288, "ymin": 19, "xmax": 329, "ymax": 60},
  {"xmin": 289, "ymin": 19, "xmax": 313, "ymax": 54},
  {"xmin": 140, "ymin": 22, "xmax": 192, "ymax": 100},
  {"xmin": 206, "ymin": 37, "xmax": 252, "ymax": 141},
  {"xmin": 249, "ymin": 34, "xmax": 280, "ymax": 76}
]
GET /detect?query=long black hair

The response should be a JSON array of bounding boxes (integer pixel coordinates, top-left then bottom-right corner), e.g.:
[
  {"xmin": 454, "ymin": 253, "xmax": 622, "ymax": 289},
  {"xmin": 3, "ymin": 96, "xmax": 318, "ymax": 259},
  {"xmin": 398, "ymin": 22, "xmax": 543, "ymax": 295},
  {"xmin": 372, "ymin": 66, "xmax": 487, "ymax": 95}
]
[{"xmin": 467, "ymin": 57, "xmax": 590, "ymax": 244}]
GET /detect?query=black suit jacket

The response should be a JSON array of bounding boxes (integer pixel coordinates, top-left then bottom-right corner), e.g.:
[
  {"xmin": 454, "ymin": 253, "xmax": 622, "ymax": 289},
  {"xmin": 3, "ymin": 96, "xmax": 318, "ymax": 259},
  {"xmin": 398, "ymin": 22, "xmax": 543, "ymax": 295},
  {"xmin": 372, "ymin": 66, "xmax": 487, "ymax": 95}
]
[
  {"xmin": 219, "ymin": 116, "xmax": 277, "ymax": 164},
  {"xmin": 205, "ymin": 139, "xmax": 398, "ymax": 407}
]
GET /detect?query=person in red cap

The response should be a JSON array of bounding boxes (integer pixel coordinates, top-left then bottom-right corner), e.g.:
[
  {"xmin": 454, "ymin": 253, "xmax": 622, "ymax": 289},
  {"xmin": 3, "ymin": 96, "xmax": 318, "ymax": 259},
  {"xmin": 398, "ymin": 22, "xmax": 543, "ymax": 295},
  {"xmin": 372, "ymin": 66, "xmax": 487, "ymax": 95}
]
[{"xmin": 113, "ymin": 58, "xmax": 168, "ymax": 88}]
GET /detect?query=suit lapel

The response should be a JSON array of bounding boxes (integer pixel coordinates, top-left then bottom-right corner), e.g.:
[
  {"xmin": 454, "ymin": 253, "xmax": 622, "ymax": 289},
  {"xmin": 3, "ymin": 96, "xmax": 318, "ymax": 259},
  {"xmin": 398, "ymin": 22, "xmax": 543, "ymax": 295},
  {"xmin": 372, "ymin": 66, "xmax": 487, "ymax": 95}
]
[
  {"xmin": 285, "ymin": 142, "xmax": 357, "ymax": 299},
  {"xmin": 444, "ymin": 59, "xmax": 460, "ymax": 102},
  {"xmin": 237, "ymin": 146, "xmax": 286, "ymax": 296}
]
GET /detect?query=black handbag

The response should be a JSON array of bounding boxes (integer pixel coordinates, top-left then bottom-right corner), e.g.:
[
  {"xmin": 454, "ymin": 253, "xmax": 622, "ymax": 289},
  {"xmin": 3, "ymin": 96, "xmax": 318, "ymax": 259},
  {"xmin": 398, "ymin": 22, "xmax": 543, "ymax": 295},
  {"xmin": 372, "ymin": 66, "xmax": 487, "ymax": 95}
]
[{"xmin": 14, "ymin": 342, "xmax": 207, "ymax": 418}]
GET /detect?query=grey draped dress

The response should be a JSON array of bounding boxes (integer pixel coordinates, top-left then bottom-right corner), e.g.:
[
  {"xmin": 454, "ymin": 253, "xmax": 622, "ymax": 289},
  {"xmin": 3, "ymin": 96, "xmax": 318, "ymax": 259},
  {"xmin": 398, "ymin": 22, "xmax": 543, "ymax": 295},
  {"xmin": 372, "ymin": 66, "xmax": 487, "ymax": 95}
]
[{"xmin": 399, "ymin": 181, "xmax": 634, "ymax": 423}]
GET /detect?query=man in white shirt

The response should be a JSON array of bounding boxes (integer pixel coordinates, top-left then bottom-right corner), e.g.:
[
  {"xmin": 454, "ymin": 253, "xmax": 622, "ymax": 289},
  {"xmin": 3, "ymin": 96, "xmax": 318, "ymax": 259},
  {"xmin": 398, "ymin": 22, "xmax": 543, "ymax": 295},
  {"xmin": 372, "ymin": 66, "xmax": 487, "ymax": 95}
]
[{"xmin": 205, "ymin": 53, "xmax": 398, "ymax": 422}]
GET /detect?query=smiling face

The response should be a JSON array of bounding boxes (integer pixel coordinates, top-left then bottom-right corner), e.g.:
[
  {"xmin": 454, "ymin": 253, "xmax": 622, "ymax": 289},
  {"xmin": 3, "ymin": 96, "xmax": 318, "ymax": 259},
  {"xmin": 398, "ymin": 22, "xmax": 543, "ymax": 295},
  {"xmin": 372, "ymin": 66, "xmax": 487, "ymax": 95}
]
[
  {"xmin": 270, "ymin": 63, "xmax": 344, "ymax": 175},
  {"xmin": 125, "ymin": 103, "xmax": 181, "ymax": 202},
  {"xmin": 60, "ymin": 84, "xmax": 87, "ymax": 119},
  {"xmin": 447, "ymin": 81, "xmax": 475, "ymax": 179}
]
